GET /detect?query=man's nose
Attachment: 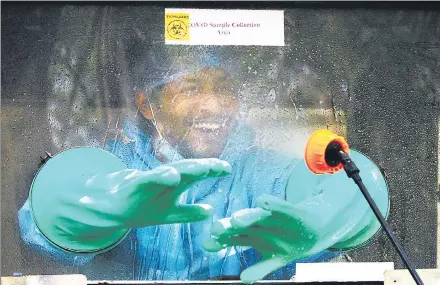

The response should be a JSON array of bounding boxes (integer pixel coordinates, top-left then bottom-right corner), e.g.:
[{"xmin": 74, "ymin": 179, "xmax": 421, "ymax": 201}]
[{"xmin": 198, "ymin": 94, "xmax": 223, "ymax": 113}]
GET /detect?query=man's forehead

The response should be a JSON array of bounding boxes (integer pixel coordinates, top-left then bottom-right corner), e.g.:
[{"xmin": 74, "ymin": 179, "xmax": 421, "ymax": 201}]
[
  {"xmin": 160, "ymin": 68, "xmax": 235, "ymax": 95},
  {"xmin": 181, "ymin": 68, "xmax": 231, "ymax": 81}
]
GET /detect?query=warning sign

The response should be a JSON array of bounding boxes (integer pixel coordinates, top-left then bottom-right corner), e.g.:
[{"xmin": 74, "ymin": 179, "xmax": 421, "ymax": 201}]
[
  {"xmin": 164, "ymin": 9, "xmax": 284, "ymax": 46},
  {"xmin": 165, "ymin": 13, "xmax": 190, "ymax": 41}
]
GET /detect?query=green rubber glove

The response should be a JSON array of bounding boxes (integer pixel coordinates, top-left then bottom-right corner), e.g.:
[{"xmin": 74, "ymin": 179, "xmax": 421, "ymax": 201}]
[
  {"xmin": 81, "ymin": 159, "xmax": 232, "ymax": 229},
  {"xmin": 203, "ymin": 150, "xmax": 389, "ymax": 283},
  {"xmin": 30, "ymin": 148, "xmax": 232, "ymax": 253}
]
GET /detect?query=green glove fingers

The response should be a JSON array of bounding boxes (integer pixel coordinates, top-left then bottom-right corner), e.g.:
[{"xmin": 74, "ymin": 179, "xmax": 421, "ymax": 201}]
[
  {"xmin": 30, "ymin": 147, "xmax": 232, "ymax": 254},
  {"xmin": 117, "ymin": 159, "xmax": 231, "ymax": 227},
  {"xmin": 202, "ymin": 238, "xmax": 226, "ymax": 252},
  {"xmin": 229, "ymin": 209, "xmax": 295, "ymax": 254},
  {"xmin": 94, "ymin": 166, "xmax": 181, "ymax": 205},
  {"xmin": 203, "ymin": 196, "xmax": 326, "ymax": 284},
  {"xmin": 132, "ymin": 165, "xmax": 182, "ymax": 188},
  {"xmin": 256, "ymin": 194, "xmax": 322, "ymax": 232},
  {"xmin": 167, "ymin": 158, "xmax": 232, "ymax": 177},
  {"xmin": 204, "ymin": 208, "xmax": 294, "ymax": 255},
  {"xmin": 203, "ymin": 220, "xmax": 274, "ymax": 253},
  {"xmin": 256, "ymin": 194, "xmax": 297, "ymax": 216},
  {"xmin": 230, "ymin": 208, "xmax": 273, "ymax": 228},
  {"xmin": 165, "ymin": 158, "xmax": 232, "ymax": 194},
  {"xmin": 256, "ymin": 195, "xmax": 322, "ymax": 242},
  {"xmin": 165, "ymin": 204, "xmax": 214, "ymax": 224},
  {"xmin": 204, "ymin": 150, "xmax": 389, "ymax": 283},
  {"xmin": 85, "ymin": 166, "xmax": 180, "ymax": 191}
]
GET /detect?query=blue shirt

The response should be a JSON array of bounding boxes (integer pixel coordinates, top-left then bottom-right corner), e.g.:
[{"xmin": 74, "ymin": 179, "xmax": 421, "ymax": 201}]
[{"xmin": 19, "ymin": 119, "xmax": 340, "ymax": 280}]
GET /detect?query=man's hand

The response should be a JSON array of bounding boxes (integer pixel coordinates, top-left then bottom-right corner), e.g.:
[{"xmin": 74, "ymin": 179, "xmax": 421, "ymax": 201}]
[
  {"xmin": 35, "ymin": 157, "xmax": 231, "ymax": 253},
  {"xmin": 204, "ymin": 150, "xmax": 389, "ymax": 284},
  {"xmin": 204, "ymin": 194, "xmax": 334, "ymax": 283},
  {"xmin": 69, "ymin": 158, "xmax": 232, "ymax": 235}
]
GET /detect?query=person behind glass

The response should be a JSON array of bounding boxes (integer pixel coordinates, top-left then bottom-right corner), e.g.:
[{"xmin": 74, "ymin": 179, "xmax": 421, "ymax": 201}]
[{"xmin": 18, "ymin": 46, "xmax": 389, "ymax": 281}]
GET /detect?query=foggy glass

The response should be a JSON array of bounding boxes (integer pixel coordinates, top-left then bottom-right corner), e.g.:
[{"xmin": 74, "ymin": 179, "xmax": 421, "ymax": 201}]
[{"xmin": 1, "ymin": 3, "xmax": 439, "ymax": 281}]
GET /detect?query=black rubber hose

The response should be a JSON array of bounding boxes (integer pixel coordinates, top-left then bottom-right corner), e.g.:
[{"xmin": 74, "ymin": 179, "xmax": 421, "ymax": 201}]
[{"xmin": 338, "ymin": 151, "xmax": 424, "ymax": 285}]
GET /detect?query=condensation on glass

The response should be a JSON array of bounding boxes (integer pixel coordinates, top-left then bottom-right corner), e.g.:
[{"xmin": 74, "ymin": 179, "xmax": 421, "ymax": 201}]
[{"xmin": 1, "ymin": 3, "xmax": 439, "ymax": 281}]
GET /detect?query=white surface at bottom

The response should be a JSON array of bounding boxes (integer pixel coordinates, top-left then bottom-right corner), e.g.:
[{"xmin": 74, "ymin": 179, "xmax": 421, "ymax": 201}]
[{"xmin": 295, "ymin": 262, "xmax": 395, "ymax": 282}]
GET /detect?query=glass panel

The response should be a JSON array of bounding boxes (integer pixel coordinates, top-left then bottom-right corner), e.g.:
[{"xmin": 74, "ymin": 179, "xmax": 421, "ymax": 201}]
[{"xmin": 1, "ymin": 3, "xmax": 439, "ymax": 281}]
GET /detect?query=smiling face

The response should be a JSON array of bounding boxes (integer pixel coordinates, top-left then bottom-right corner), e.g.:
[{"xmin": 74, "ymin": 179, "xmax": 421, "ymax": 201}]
[{"xmin": 137, "ymin": 67, "xmax": 240, "ymax": 158}]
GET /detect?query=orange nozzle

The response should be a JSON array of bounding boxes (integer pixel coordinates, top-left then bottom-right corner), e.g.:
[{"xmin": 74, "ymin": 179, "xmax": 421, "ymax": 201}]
[{"xmin": 305, "ymin": 129, "xmax": 350, "ymax": 174}]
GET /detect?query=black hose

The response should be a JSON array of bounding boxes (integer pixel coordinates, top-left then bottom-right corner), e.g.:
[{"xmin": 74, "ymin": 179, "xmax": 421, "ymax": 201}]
[{"xmin": 339, "ymin": 151, "xmax": 424, "ymax": 285}]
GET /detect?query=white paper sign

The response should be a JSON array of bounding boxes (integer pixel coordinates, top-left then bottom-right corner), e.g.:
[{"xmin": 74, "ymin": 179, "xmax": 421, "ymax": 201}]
[{"xmin": 164, "ymin": 9, "xmax": 284, "ymax": 46}]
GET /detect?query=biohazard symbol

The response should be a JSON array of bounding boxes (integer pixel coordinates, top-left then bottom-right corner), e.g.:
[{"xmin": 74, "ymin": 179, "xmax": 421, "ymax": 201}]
[{"xmin": 167, "ymin": 20, "xmax": 188, "ymax": 40}]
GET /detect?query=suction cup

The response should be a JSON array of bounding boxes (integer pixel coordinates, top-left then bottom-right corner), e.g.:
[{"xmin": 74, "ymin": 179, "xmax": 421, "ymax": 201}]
[
  {"xmin": 29, "ymin": 147, "xmax": 130, "ymax": 253},
  {"xmin": 286, "ymin": 149, "xmax": 390, "ymax": 250}
]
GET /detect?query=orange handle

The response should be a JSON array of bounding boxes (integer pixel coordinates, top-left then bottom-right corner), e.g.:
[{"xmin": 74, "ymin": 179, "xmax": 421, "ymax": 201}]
[{"xmin": 305, "ymin": 129, "xmax": 350, "ymax": 174}]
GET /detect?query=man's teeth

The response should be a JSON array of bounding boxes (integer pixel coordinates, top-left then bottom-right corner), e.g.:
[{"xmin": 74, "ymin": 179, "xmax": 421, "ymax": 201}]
[
  {"xmin": 192, "ymin": 117, "xmax": 230, "ymax": 132},
  {"xmin": 194, "ymin": 123, "xmax": 222, "ymax": 131}
]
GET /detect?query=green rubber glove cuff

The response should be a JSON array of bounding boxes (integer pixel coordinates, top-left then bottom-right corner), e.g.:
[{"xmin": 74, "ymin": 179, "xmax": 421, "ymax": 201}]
[
  {"xmin": 30, "ymin": 148, "xmax": 131, "ymax": 254},
  {"xmin": 285, "ymin": 149, "xmax": 390, "ymax": 252},
  {"xmin": 329, "ymin": 200, "xmax": 390, "ymax": 251},
  {"xmin": 30, "ymin": 147, "xmax": 232, "ymax": 254}
]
